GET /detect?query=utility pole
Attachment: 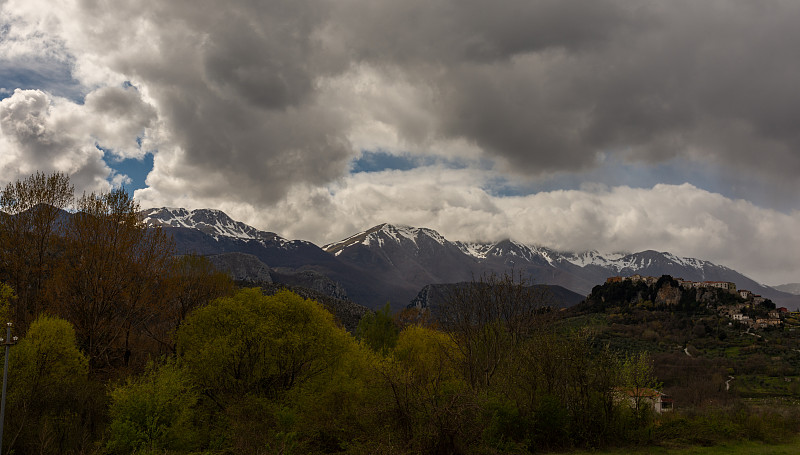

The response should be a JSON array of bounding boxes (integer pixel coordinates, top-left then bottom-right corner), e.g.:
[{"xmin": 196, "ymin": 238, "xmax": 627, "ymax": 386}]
[{"xmin": 0, "ymin": 322, "xmax": 18, "ymax": 455}]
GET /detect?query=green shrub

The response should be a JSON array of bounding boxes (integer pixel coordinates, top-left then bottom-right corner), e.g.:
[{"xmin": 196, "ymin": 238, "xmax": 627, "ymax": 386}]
[
  {"xmin": 5, "ymin": 314, "xmax": 92, "ymax": 454},
  {"xmin": 533, "ymin": 394, "xmax": 571, "ymax": 449},
  {"xmin": 106, "ymin": 358, "xmax": 199, "ymax": 454},
  {"xmin": 481, "ymin": 395, "xmax": 531, "ymax": 451}
]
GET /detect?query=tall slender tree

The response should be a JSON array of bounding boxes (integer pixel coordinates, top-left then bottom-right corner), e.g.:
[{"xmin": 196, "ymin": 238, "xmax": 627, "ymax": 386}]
[
  {"xmin": 0, "ymin": 172, "xmax": 73, "ymax": 329},
  {"xmin": 48, "ymin": 188, "xmax": 174, "ymax": 371}
]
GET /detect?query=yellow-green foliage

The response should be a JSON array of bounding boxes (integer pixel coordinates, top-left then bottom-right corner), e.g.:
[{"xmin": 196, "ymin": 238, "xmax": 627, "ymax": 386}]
[
  {"xmin": 106, "ymin": 359, "xmax": 199, "ymax": 454},
  {"xmin": 173, "ymin": 288, "xmax": 380, "ymax": 453},
  {"xmin": 356, "ymin": 302, "xmax": 399, "ymax": 355},
  {"xmin": 10, "ymin": 314, "xmax": 89, "ymax": 402},
  {"xmin": 380, "ymin": 325, "xmax": 475, "ymax": 453},
  {"xmin": 4, "ymin": 315, "xmax": 90, "ymax": 454},
  {"xmin": 177, "ymin": 288, "xmax": 354, "ymax": 396},
  {"xmin": 393, "ymin": 324, "xmax": 461, "ymax": 382}
]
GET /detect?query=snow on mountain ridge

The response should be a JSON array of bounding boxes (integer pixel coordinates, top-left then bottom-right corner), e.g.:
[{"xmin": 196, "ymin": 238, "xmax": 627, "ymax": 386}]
[
  {"xmin": 457, "ymin": 241, "xmax": 715, "ymax": 276},
  {"xmin": 454, "ymin": 242, "xmax": 495, "ymax": 259},
  {"xmin": 562, "ymin": 250, "xmax": 628, "ymax": 268},
  {"xmin": 322, "ymin": 223, "xmax": 387, "ymax": 254},
  {"xmin": 323, "ymin": 223, "xmax": 449, "ymax": 254},
  {"xmin": 142, "ymin": 207, "xmax": 727, "ymax": 281},
  {"xmin": 140, "ymin": 207, "xmax": 282, "ymax": 243},
  {"xmin": 378, "ymin": 224, "xmax": 449, "ymax": 247},
  {"xmin": 484, "ymin": 240, "xmax": 555, "ymax": 265}
]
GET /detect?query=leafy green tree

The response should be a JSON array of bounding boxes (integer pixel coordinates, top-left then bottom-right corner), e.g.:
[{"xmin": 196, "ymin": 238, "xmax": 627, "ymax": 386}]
[
  {"xmin": 289, "ymin": 330, "xmax": 382, "ymax": 454},
  {"xmin": 618, "ymin": 351, "xmax": 662, "ymax": 424},
  {"xmin": 356, "ymin": 302, "xmax": 399, "ymax": 355},
  {"xmin": 4, "ymin": 315, "xmax": 91, "ymax": 454},
  {"xmin": 382, "ymin": 325, "xmax": 474, "ymax": 453},
  {"xmin": 177, "ymin": 288, "xmax": 351, "ymax": 398},
  {"xmin": 175, "ymin": 288, "xmax": 369, "ymax": 452},
  {"xmin": 106, "ymin": 358, "xmax": 199, "ymax": 454}
]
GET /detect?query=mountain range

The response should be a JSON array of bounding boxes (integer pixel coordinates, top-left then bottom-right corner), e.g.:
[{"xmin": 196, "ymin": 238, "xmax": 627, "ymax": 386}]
[
  {"xmin": 774, "ymin": 283, "xmax": 800, "ymax": 295},
  {"xmin": 140, "ymin": 207, "xmax": 800, "ymax": 311}
]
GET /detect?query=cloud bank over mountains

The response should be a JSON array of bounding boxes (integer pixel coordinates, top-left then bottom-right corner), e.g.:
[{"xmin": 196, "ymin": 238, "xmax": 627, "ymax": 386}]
[
  {"xmin": 1, "ymin": 0, "xmax": 799, "ymax": 284},
  {"xmin": 222, "ymin": 170, "xmax": 800, "ymax": 286}
]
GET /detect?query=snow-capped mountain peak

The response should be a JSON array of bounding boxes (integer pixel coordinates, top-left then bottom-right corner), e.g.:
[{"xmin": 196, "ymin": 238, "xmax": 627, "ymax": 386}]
[
  {"xmin": 133, "ymin": 208, "xmax": 800, "ymax": 309},
  {"xmin": 322, "ymin": 223, "xmax": 448, "ymax": 255},
  {"xmin": 140, "ymin": 207, "xmax": 281, "ymax": 242}
]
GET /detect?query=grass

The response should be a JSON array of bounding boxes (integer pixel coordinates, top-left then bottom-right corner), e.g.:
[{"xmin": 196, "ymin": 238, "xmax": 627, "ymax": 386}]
[
  {"xmin": 566, "ymin": 438, "xmax": 800, "ymax": 454},
  {"xmin": 735, "ymin": 375, "xmax": 800, "ymax": 398}
]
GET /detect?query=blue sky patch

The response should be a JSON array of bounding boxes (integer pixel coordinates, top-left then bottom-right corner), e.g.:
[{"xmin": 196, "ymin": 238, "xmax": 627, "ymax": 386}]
[
  {"xmin": 350, "ymin": 150, "xmax": 474, "ymax": 174},
  {"xmin": 350, "ymin": 150, "xmax": 420, "ymax": 173},
  {"xmin": 0, "ymin": 58, "xmax": 85, "ymax": 102},
  {"xmin": 101, "ymin": 146, "xmax": 154, "ymax": 194}
]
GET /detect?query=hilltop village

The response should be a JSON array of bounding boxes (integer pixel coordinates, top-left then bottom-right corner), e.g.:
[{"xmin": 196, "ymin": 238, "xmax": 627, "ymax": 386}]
[{"xmin": 603, "ymin": 275, "xmax": 785, "ymax": 329}]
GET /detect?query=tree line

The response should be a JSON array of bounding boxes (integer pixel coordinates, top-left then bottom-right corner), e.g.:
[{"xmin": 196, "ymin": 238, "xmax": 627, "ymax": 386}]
[
  {"xmin": 0, "ymin": 172, "xmax": 233, "ymax": 453},
  {"xmin": 0, "ymin": 172, "xmax": 233, "ymax": 373}
]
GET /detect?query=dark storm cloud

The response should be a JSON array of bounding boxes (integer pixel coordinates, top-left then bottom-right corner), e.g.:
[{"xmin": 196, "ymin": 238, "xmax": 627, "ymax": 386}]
[
  {"xmin": 327, "ymin": 0, "xmax": 800, "ymax": 188},
  {"xmin": 62, "ymin": 0, "xmax": 355, "ymax": 203},
  {"xmin": 5, "ymin": 0, "xmax": 800, "ymax": 204},
  {"xmin": 332, "ymin": 0, "xmax": 640, "ymax": 64},
  {"xmin": 67, "ymin": 0, "xmax": 646, "ymax": 200}
]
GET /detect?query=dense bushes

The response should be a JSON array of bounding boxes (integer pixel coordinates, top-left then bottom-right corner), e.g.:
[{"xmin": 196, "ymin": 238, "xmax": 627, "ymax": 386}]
[
  {"xmin": 0, "ymin": 283, "xmax": 797, "ymax": 454},
  {"xmin": 106, "ymin": 359, "xmax": 199, "ymax": 454},
  {"xmin": 102, "ymin": 287, "xmax": 669, "ymax": 454}
]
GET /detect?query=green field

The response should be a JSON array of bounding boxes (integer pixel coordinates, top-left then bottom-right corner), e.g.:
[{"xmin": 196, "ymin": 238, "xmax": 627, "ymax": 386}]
[{"xmin": 568, "ymin": 439, "xmax": 800, "ymax": 454}]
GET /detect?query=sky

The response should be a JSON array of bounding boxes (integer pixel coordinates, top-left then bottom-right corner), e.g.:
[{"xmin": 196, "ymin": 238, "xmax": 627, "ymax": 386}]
[{"xmin": 1, "ymin": 0, "xmax": 799, "ymax": 285}]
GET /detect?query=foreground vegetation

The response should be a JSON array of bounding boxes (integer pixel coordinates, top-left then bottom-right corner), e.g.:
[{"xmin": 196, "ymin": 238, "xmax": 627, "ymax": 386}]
[
  {"xmin": 570, "ymin": 438, "xmax": 800, "ymax": 455},
  {"xmin": 1, "ymin": 172, "xmax": 799, "ymax": 454}
]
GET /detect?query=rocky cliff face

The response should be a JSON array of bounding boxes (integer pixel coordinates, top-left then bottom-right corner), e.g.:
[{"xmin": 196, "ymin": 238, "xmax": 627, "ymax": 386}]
[
  {"xmin": 655, "ymin": 283, "xmax": 682, "ymax": 306},
  {"xmin": 208, "ymin": 252, "xmax": 272, "ymax": 283},
  {"xmin": 269, "ymin": 269, "xmax": 349, "ymax": 301}
]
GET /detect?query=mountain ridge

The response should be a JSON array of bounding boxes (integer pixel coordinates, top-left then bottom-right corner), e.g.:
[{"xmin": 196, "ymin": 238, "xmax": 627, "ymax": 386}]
[
  {"xmin": 140, "ymin": 209, "xmax": 800, "ymax": 310},
  {"xmin": 774, "ymin": 283, "xmax": 800, "ymax": 295}
]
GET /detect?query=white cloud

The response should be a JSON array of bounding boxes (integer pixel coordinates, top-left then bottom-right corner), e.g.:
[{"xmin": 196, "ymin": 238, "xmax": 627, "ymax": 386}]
[
  {"xmin": 109, "ymin": 172, "xmax": 132, "ymax": 189},
  {"xmin": 0, "ymin": 87, "xmax": 155, "ymax": 193},
  {"xmin": 135, "ymin": 165, "xmax": 800, "ymax": 286}
]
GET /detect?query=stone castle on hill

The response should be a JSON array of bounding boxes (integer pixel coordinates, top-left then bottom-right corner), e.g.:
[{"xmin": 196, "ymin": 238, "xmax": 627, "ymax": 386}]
[{"xmin": 605, "ymin": 274, "xmax": 786, "ymax": 329}]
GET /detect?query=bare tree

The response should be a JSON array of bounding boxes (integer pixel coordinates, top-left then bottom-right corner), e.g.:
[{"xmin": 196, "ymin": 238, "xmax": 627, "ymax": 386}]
[
  {"xmin": 438, "ymin": 272, "xmax": 553, "ymax": 390},
  {"xmin": 48, "ymin": 188, "xmax": 174, "ymax": 371},
  {"xmin": 0, "ymin": 172, "xmax": 73, "ymax": 328},
  {"xmin": 144, "ymin": 254, "xmax": 234, "ymax": 353}
]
